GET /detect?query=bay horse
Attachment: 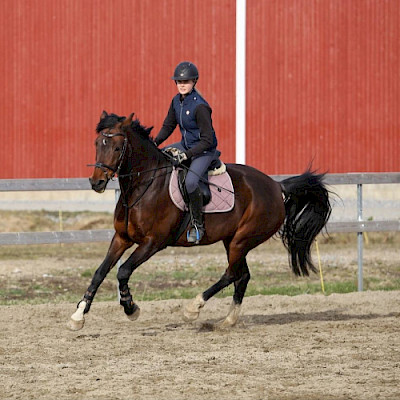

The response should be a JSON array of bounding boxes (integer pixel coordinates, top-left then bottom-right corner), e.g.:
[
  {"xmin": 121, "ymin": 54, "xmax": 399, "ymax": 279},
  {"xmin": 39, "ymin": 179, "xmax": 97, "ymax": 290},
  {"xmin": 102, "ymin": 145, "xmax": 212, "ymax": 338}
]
[{"xmin": 68, "ymin": 111, "xmax": 331, "ymax": 330}]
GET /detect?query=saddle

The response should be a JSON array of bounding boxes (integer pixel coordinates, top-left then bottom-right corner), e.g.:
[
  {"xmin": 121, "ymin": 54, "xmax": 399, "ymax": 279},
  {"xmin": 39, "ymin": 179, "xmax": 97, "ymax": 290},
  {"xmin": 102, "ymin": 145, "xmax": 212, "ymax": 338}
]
[{"xmin": 169, "ymin": 160, "xmax": 235, "ymax": 213}]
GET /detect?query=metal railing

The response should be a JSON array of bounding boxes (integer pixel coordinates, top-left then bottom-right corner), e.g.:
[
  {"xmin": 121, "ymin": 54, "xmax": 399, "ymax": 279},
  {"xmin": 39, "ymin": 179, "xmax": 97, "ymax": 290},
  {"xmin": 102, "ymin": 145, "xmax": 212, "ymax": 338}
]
[{"xmin": 0, "ymin": 173, "xmax": 399, "ymax": 291}]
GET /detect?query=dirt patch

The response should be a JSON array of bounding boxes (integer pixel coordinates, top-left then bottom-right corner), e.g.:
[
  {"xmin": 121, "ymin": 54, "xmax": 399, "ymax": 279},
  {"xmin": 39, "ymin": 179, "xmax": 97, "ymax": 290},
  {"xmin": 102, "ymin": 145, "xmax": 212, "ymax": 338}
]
[{"xmin": 1, "ymin": 292, "xmax": 399, "ymax": 399}]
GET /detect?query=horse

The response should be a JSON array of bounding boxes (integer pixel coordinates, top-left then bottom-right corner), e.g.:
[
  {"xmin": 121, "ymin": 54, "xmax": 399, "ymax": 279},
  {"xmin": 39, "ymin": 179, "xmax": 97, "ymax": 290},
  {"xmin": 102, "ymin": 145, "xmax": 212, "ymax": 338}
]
[{"xmin": 68, "ymin": 111, "xmax": 331, "ymax": 330}]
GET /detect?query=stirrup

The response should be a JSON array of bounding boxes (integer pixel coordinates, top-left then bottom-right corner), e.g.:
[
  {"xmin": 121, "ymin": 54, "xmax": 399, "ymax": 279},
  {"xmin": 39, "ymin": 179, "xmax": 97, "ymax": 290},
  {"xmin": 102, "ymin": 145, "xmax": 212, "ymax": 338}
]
[{"xmin": 187, "ymin": 224, "xmax": 204, "ymax": 244}]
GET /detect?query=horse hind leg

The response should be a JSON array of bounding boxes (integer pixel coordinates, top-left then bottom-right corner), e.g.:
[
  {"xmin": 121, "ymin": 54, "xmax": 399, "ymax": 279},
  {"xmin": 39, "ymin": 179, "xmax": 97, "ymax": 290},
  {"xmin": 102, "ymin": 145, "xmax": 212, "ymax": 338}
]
[
  {"xmin": 182, "ymin": 262, "xmax": 250, "ymax": 326},
  {"xmin": 183, "ymin": 240, "xmax": 248, "ymax": 324},
  {"xmin": 182, "ymin": 293, "xmax": 207, "ymax": 322},
  {"xmin": 183, "ymin": 270, "xmax": 235, "ymax": 322},
  {"xmin": 219, "ymin": 260, "xmax": 250, "ymax": 328}
]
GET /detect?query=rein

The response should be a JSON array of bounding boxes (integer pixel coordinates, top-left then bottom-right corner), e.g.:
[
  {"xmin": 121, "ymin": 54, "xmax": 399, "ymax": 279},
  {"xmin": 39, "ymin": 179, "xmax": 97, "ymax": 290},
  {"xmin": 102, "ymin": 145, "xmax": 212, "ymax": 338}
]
[{"xmin": 89, "ymin": 127, "xmax": 234, "ymax": 231}]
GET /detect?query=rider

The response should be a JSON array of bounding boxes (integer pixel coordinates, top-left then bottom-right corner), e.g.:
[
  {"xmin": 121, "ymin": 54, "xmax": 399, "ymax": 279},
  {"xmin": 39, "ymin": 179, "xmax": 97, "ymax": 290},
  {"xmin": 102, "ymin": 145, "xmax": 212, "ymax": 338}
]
[{"xmin": 154, "ymin": 61, "xmax": 220, "ymax": 244}]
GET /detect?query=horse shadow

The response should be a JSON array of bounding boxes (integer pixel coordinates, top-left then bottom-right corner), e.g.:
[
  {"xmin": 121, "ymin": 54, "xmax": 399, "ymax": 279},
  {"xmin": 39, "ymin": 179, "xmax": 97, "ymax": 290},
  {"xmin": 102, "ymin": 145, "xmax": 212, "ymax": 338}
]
[
  {"xmin": 143, "ymin": 309, "xmax": 398, "ymax": 335},
  {"xmin": 240, "ymin": 309, "xmax": 399, "ymax": 327},
  {"xmin": 189, "ymin": 309, "xmax": 399, "ymax": 333}
]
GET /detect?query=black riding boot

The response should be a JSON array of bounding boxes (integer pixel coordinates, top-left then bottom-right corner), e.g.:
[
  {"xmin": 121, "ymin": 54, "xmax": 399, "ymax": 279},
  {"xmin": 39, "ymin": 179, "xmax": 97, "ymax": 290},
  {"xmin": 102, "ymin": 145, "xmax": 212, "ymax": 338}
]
[{"xmin": 187, "ymin": 187, "xmax": 205, "ymax": 244}]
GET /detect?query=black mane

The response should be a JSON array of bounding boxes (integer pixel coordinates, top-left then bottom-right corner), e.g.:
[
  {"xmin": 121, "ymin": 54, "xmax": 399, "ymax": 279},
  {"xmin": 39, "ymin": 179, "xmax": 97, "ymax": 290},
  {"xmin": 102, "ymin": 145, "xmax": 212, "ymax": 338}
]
[
  {"xmin": 96, "ymin": 113, "xmax": 125, "ymax": 132},
  {"xmin": 96, "ymin": 112, "xmax": 153, "ymax": 139}
]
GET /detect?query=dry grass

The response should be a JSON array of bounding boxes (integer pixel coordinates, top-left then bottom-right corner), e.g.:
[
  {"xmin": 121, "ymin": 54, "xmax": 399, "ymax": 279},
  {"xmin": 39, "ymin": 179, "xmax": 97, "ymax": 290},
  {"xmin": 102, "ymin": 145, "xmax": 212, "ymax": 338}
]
[{"xmin": 0, "ymin": 211, "xmax": 399, "ymax": 305}]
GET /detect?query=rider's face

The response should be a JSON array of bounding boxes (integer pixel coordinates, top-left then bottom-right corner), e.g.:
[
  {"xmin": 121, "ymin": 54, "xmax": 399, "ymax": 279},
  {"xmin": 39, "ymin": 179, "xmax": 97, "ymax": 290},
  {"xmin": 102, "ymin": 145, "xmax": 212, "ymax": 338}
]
[{"xmin": 175, "ymin": 80, "xmax": 195, "ymax": 97}]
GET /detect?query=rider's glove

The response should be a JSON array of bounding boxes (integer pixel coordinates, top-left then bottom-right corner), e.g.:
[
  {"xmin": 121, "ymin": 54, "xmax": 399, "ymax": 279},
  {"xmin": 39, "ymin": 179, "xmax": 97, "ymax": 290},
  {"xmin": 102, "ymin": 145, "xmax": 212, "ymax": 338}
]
[
  {"xmin": 163, "ymin": 147, "xmax": 188, "ymax": 165},
  {"xmin": 174, "ymin": 152, "xmax": 188, "ymax": 164}
]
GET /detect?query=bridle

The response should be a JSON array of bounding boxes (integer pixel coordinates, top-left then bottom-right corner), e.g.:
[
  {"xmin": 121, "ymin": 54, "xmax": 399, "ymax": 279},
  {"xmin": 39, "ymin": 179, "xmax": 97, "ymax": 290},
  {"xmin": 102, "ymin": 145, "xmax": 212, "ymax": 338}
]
[
  {"xmin": 87, "ymin": 130, "xmax": 129, "ymax": 180},
  {"xmin": 88, "ymin": 128, "xmax": 172, "ymax": 230}
]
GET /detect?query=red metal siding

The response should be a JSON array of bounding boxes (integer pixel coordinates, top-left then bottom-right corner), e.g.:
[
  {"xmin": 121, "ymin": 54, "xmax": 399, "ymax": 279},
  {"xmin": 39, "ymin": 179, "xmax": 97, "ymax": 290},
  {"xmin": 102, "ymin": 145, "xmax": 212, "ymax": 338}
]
[
  {"xmin": 247, "ymin": 0, "xmax": 400, "ymax": 174},
  {"xmin": 0, "ymin": 0, "xmax": 399, "ymax": 178},
  {"xmin": 0, "ymin": 0, "xmax": 235, "ymax": 178}
]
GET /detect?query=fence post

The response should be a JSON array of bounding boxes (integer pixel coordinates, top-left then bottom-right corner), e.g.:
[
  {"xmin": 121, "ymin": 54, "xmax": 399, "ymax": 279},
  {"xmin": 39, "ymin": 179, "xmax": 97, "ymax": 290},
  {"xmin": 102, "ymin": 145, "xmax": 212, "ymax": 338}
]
[
  {"xmin": 115, "ymin": 188, "xmax": 121, "ymax": 300},
  {"xmin": 357, "ymin": 183, "xmax": 363, "ymax": 291}
]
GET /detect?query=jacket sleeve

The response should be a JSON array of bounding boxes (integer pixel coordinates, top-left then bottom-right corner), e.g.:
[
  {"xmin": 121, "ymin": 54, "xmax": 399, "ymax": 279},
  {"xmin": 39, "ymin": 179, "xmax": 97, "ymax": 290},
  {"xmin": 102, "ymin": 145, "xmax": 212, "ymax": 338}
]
[
  {"xmin": 154, "ymin": 100, "xmax": 177, "ymax": 146},
  {"xmin": 185, "ymin": 104, "xmax": 215, "ymax": 158}
]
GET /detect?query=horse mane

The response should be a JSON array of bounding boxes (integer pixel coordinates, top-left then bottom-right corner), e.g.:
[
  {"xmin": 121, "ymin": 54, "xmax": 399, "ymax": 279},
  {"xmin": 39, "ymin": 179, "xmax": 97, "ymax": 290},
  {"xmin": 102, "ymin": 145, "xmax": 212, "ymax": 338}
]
[{"xmin": 96, "ymin": 112, "xmax": 153, "ymax": 140}]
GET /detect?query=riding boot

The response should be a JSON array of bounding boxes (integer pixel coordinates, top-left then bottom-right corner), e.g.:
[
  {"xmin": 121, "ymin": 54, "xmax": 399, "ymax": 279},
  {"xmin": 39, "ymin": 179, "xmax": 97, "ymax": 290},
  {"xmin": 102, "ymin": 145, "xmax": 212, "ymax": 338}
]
[{"xmin": 187, "ymin": 187, "xmax": 205, "ymax": 244}]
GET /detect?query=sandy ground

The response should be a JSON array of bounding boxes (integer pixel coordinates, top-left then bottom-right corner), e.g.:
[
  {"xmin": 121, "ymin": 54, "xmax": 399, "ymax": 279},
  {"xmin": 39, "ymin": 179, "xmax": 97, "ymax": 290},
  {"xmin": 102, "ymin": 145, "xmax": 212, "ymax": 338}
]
[
  {"xmin": 0, "ymin": 183, "xmax": 399, "ymax": 399},
  {"xmin": 1, "ymin": 291, "xmax": 399, "ymax": 400}
]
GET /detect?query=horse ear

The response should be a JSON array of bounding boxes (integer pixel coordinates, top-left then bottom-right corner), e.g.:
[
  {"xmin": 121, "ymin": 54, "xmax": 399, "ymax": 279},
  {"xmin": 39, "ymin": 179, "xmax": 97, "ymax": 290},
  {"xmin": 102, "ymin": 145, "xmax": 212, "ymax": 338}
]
[
  {"xmin": 100, "ymin": 110, "xmax": 108, "ymax": 120},
  {"xmin": 122, "ymin": 113, "xmax": 134, "ymax": 126}
]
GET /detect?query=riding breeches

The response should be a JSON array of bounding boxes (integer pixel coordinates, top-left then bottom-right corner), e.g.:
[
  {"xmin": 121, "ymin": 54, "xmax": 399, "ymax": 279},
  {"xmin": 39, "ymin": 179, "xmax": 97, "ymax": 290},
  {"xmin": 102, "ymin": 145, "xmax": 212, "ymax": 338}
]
[{"xmin": 164, "ymin": 142, "xmax": 218, "ymax": 194}]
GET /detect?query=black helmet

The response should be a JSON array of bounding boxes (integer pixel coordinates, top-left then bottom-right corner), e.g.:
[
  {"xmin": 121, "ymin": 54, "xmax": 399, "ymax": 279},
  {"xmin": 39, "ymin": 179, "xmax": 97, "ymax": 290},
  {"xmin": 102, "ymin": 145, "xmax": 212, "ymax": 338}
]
[{"xmin": 171, "ymin": 61, "xmax": 199, "ymax": 81}]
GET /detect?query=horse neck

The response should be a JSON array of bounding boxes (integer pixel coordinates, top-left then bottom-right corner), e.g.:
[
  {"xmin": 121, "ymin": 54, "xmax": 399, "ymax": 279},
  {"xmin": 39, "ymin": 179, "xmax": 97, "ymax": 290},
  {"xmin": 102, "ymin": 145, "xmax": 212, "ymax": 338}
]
[{"xmin": 119, "ymin": 135, "xmax": 168, "ymax": 186}]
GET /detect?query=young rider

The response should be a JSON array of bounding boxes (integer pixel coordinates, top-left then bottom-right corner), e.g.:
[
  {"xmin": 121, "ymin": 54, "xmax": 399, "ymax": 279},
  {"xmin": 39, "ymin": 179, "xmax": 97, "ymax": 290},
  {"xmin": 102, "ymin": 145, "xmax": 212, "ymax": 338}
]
[{"xmin": 154, "ymin": 61, "xmax": 220, "ymax": 244}]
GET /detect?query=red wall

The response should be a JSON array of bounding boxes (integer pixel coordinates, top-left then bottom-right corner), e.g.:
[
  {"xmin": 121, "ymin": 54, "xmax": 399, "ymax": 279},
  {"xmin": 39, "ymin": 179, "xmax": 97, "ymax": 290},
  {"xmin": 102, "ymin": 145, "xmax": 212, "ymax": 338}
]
[
  {"xmin": 247, "ymin": 0, "xmax": 400, "ymax": 174},
  {"xmin": 1, "ymin": 0, "xmax": 399, "ymax": 178}
]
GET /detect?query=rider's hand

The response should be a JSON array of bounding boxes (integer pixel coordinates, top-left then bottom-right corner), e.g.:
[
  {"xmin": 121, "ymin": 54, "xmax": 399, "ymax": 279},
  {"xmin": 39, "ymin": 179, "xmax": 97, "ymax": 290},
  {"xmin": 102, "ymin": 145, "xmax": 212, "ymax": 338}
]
[
  {"xmin": 163, "ymin": 147, "xmax": 188, "ymax": 165},
  {"xmin": 174, "ymin": 152, "xmax": 187, "ymax": 164}
]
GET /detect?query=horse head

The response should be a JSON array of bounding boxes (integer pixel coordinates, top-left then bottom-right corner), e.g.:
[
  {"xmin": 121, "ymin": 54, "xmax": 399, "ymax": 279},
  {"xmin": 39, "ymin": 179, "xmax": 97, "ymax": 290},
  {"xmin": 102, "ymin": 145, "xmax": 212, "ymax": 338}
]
[
  {"xmin": 89, "ymin": 111, "xmax": 157, "ymax": 193},
  {"xmin": 89, "ymin": 111, "xmax": 134, "ymax": 193}
]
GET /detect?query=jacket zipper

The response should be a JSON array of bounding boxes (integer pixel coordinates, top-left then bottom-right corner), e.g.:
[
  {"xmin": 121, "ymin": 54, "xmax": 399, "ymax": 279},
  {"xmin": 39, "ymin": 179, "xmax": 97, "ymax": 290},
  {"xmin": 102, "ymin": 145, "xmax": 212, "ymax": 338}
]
[{"xmin": 179, "ymin": 101, "xmax": 189, "ymax": 148}]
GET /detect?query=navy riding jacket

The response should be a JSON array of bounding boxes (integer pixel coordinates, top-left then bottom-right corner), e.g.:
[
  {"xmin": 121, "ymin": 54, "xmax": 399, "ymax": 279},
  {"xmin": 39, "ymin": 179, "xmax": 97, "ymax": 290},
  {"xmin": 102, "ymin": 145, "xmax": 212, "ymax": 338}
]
[
  {"xmin": 155, "ymin": 89, "xmax": 218, "ymax": 159},
  {"xmin": 172, "ymin": 90, "xmax": 217, "ymax": 152}
]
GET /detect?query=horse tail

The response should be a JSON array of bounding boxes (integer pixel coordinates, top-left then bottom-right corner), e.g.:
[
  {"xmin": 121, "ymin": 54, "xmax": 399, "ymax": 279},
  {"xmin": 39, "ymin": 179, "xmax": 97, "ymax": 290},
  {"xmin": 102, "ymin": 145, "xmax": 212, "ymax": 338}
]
[{"xmin": 279, "ymin": 170, "xmax": 331, "ymax": 276}]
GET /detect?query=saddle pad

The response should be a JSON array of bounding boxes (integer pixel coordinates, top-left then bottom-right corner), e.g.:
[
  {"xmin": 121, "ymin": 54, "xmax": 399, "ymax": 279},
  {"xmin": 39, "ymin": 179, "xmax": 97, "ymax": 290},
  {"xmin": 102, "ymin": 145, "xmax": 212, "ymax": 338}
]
[{"xmin": 169, "ymin": 168, "xmax": 235, "ymax": 213}]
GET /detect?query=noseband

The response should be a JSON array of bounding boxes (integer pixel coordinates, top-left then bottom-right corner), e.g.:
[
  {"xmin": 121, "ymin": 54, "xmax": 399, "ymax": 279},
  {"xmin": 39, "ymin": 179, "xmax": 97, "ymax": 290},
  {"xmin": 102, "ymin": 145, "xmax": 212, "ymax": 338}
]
[{"xmin": 88, "ymin": 131, "xmax": 129, "ymax": 179}]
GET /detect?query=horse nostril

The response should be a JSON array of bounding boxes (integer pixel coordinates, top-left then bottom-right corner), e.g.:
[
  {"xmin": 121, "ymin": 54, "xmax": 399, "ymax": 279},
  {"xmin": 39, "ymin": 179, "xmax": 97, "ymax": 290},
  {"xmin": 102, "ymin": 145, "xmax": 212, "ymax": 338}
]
[{"xmin": 89, "ymin": 178, "xmax": 105, "ymax": 189}]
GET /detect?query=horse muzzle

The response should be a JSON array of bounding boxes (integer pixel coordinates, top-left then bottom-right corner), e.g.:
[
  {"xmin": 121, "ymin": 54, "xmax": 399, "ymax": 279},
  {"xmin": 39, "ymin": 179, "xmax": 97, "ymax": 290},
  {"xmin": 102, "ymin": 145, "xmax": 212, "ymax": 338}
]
[{"xmin": 89, "ymin": 176, "xmax": 109, "ymax": 193}]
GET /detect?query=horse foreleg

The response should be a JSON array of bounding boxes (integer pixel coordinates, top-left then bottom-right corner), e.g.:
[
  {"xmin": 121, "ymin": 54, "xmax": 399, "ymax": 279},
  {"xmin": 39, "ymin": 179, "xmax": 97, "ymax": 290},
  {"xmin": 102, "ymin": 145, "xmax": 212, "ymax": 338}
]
[
  {"xmin": 68, "ymin": 234, "xmax": 131, "ymax": 331},
  {"xmin": 116, "ymin": 238, "xmax": 160, "ymax": 321}
]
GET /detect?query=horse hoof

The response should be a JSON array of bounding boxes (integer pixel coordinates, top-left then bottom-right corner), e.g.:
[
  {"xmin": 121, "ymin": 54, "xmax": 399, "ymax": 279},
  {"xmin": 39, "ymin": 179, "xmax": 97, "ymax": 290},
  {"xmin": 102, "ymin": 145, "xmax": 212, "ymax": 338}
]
[
  {"xmin": 182, "ymin": 309, "xmax": 200, "ymax": 322},
  {"xmin": 218, "ymin": 302, "xmax": 241, "ymax": 328},
  {"xmin": 67, "ymin": 317, "xmax": 85, "ymax": 331},
  {"xmin": 126, "ymin": 305, "xmax": 141, "ymax": 321},
  {"xmin": 67, "ymin": 300, "xmax": 86, "ymax": 331},
  {"xmin": 121, "ymin": 302, "xmax": 140, "ymax": 321},
  {"xmin": 183, "ymin": 294, "xmax": 206, "ymax": 322},
  {"xmin": 218, "ymin": 316, "xmax": 237, "ymax": 329}
]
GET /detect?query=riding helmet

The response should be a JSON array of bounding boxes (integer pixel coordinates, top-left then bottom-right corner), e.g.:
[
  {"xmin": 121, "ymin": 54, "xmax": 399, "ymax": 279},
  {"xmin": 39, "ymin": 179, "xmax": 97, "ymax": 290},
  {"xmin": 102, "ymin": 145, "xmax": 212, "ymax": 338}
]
[{"xmin": 171, "ymin": 61, "xmax": 199, "ymax": 81}]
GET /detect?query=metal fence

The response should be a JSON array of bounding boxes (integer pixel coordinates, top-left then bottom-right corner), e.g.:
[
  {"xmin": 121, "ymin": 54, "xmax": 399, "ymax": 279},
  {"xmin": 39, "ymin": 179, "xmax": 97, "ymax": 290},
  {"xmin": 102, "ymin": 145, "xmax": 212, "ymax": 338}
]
[{"xmin": 0, "ymin": 173, "xmax": 399, "ymax": 290}]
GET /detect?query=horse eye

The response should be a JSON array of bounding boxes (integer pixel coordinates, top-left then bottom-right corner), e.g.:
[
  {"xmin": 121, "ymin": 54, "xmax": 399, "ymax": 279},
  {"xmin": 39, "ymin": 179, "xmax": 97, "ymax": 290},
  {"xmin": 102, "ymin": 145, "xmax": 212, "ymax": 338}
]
[{"xmin": 115, "ymin": 147, "xmax": 121, "ymax": 152}]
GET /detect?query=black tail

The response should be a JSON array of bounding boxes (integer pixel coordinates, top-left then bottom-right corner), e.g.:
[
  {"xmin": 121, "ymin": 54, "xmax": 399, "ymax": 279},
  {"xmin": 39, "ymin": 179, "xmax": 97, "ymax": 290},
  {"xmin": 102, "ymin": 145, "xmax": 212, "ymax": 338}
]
[{"xmin": 279, "ymin": 170, "xmax": 331, "ymax": 276}]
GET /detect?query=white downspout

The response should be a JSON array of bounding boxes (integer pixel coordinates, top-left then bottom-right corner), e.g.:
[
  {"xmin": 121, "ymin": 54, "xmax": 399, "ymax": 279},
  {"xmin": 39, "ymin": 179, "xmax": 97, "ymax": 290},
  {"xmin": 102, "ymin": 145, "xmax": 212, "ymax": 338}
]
[{"xmin": 236, "ymin": 0, "xmax": 246, "ymax": 165}]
